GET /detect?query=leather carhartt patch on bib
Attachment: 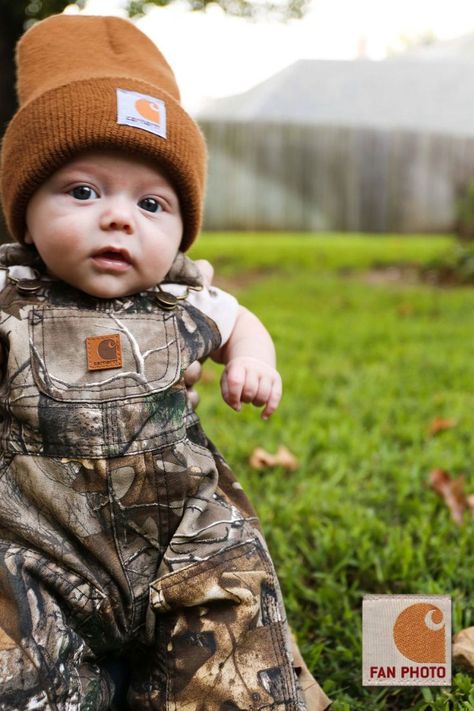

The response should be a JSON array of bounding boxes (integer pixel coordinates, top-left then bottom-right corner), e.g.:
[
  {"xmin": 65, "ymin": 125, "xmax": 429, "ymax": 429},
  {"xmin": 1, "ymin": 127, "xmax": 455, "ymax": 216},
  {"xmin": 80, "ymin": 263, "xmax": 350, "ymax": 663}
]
[{"xmin": 86, "ymin": 334, "xmax": 122, "ymax": 371}]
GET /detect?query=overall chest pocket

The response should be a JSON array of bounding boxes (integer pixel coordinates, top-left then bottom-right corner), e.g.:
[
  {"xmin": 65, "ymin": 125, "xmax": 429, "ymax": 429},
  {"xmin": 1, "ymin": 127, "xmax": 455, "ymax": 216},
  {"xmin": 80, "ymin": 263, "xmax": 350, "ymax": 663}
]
[{"xmin": 29, "ymin": 307, "xmax": 182, "ymax": 403}]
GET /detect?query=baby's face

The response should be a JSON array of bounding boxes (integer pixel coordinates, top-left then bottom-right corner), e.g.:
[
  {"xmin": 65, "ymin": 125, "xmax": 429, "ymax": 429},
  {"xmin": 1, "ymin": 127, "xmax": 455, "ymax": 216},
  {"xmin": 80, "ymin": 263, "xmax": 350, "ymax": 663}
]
[{"xmin": 25, "ymin": 151, "xmax": 183, "ymax": 298}]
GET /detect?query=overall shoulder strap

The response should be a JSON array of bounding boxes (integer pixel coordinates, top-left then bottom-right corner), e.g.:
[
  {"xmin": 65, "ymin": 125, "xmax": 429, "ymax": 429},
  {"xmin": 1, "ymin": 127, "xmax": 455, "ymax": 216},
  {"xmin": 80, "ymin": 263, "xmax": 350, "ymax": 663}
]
[
  {"xmin": 0, "ymin": 243, "xmax": 41, "ymax": 269},
  {"xmin": 0, "ymin": 243, "xmax": 45, "ymax": 302},
  {"xmin": 163, "ymin": 252, "xmax": 203, "ymax": 287}
]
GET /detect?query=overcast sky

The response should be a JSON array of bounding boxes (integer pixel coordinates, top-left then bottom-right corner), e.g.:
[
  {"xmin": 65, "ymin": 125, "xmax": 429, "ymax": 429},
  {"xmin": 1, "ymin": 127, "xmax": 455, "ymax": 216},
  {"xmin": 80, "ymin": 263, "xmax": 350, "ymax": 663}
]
[{"xmin": 73, "ymin": 0, "xmax": 474, "ymax": 111}]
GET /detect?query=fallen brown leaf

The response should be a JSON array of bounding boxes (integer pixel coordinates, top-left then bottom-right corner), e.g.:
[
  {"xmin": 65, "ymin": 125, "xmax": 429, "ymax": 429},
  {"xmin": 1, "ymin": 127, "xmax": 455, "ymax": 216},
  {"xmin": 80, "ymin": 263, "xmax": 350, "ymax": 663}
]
[
  {"xmin": 467, "ymin": 494, "xmax": 474, "ymax": 519},
  {"xmin": 249, "ymin": 446, "xmax": 298, "ymax": 472},
  {"xmin": 429, "ymin": 468, "xmax": 467, "ymax": 525},
  {"xmin": 397, "ymin": 303, "xmax": 414, "ymax": 317},
  {"xmin": 428, "ymin": 417, "xmax": 457, "ymax": 436},
  {"xmin": 453, "ymin": 626, "xmax": 474, "ymax": 669}
]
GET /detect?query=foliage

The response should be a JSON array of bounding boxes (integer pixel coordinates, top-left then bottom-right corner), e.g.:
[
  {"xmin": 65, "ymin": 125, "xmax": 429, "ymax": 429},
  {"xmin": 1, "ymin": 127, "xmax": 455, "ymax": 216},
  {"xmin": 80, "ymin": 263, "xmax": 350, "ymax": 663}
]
[
  {"xmin": 0, "ymin": 0, "xmax": 308, "ymax": 26},
  {"xmin": 190, "ymin": 232, "xmax": 474, "ymax": 710},
  {"xmin": 423, "ymin": 241, "xmax": 474, "ymax": 285},
  {"xmin": 127, "ymin": 0, "xmax": 309, "ymax": 19},
  {"xmin": 387, "ymin": 29, "xmax": 438, "ymax": 58},
  {"xmin": 447, "ymin": 242, "xmax": 474, "ymax": 282},
  {"xmin": 0, "ymin": 0, "xmax": 75, "ymax": 26},
  {"xmin": 456, "ymin": 180, "xmax": 474, "ymax": 240}
]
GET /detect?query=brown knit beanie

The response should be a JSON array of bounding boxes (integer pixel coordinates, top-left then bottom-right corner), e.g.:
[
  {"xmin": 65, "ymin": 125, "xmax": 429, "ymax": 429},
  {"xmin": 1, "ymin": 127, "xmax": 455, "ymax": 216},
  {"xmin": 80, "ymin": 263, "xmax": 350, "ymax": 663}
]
[{"xmin": 0, "ymin": 14, "xmax": 207, "ymax": 250}]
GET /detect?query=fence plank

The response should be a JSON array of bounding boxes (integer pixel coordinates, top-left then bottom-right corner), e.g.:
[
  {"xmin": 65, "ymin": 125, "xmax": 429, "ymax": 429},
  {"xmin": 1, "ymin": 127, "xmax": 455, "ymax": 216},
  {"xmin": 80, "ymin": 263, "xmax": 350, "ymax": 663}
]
[{"xmin": 199, "ymin": 121, "xmax": 474, "ymax": 233}]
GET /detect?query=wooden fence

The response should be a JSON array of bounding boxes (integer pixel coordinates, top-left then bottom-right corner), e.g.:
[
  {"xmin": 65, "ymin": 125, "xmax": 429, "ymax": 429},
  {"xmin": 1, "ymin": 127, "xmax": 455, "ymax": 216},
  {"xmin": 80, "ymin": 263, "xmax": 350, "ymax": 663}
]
[{"xmin": 199, "ymin": 120, "xmax": 474, "ymax": 233}]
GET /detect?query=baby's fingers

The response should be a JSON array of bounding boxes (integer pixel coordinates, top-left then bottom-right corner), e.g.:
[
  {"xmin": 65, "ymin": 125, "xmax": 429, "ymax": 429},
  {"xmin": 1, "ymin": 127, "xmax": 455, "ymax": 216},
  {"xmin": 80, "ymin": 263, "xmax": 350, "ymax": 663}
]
[
  {"xmin": 251, "ymin": 376, "xmax": 272, "ymax": 408},
  {"xmin": 240, "ymin": 370, "xmax": 259, "ymax": 404},
  {"xmin": 261, "ymin": 376, "xmax": 282, "ymax": 420},
  {"xmin": 220, "ymin": 362, "xmax": 246, "ymax": 411}
]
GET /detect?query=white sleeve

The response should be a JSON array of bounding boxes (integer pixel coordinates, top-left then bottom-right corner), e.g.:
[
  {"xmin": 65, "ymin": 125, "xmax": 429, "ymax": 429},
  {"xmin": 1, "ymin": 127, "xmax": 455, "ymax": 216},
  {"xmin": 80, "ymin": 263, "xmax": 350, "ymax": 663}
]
[{"xmin": 161, "ymin": 284, "xmax": 239, "ymax": 346}]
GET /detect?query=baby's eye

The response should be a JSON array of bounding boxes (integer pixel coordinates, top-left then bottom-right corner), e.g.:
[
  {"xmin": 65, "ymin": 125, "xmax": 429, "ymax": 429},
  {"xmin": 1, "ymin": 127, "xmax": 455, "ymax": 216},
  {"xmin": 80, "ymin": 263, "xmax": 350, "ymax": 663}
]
[
  {"xmin": 138, "ymin": 197, "xmax": 163, "ymax": 213},
  {"xmin": 70, "ymin": 185, "xmax": 99, "ymax": 200}
]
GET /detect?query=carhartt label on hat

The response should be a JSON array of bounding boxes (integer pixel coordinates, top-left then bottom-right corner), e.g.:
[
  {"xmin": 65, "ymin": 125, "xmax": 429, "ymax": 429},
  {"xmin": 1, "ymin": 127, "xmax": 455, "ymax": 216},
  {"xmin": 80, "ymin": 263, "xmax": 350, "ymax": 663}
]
[
  {"xmin": 362, "ymin": 595, "xmax": 451, "ymax": 686},
  {"xmin": 116, "ymin": 89, "xmax": 166, "ymax": 138},
  {"xmin": 86, "ymin": 334, "xmax": 122, "ymax": 371}
]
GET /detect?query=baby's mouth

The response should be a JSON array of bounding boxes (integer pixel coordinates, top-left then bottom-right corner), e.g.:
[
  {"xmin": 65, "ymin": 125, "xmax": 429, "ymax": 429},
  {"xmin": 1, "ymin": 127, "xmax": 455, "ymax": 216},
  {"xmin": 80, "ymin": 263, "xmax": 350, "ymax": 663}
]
[
  {"xmin": 91, "ymin": 247, "xmax": 133, "ymax": 270},
  {"xmin": 99, "ymin": 251, "xmax": 129, "ymax": 261}
]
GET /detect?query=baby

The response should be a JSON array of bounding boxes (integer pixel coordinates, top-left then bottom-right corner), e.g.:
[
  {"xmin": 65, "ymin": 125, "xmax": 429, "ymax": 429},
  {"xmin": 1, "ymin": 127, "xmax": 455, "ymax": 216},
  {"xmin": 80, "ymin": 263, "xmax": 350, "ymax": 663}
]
[{"xmin": 0, "ymin": 13, "xmax": 329, "ymax": 711}]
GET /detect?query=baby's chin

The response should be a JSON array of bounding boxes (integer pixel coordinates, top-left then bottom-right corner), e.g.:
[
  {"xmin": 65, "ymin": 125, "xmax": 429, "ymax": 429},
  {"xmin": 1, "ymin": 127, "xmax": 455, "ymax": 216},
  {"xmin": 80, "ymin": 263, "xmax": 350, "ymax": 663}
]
[{"xmin": 69, "ymin": 277, "xmax": 159, "ymax": 300}]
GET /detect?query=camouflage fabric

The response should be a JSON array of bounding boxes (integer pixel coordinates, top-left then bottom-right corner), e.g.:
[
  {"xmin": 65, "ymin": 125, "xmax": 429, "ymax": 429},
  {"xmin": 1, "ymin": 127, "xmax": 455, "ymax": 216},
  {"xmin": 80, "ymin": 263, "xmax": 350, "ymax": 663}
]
[{"xmin": 0, "ymin": 247, "xmax": 307, "ymax": 710}]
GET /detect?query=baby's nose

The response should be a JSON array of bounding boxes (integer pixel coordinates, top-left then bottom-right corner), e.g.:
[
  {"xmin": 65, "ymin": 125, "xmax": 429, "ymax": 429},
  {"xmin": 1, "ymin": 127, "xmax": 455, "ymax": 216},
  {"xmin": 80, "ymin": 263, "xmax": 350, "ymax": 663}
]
[{"xmin": 100, "ymin": 202, "xmax": 134, "ymax": 235}]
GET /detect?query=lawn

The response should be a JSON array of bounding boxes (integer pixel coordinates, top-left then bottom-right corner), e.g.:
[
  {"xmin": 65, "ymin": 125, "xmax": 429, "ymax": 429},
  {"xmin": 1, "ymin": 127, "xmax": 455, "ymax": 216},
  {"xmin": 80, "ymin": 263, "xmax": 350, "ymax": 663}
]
[{"xmin": 189, "ymin": 233, "xmax": 474, "ymax": 711}]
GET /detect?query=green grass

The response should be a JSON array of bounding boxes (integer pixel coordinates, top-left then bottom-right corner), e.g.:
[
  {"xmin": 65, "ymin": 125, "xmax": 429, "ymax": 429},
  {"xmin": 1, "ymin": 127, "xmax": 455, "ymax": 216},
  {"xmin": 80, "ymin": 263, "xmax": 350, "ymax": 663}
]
[
  {"xmin": 190, "ymin": 231, "xmax": 453, "ymax": 274},
  {"xmin": 189, "ymin": 233, "xmax": 474, "ymax": 711}
]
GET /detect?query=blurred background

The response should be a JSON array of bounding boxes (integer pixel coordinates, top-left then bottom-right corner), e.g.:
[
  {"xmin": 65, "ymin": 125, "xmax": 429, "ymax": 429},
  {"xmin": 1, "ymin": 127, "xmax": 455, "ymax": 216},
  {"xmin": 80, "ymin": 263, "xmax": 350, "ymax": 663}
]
[{"xmin": 3, "ymin": 0, "xmax": 474, "ymax": 237}]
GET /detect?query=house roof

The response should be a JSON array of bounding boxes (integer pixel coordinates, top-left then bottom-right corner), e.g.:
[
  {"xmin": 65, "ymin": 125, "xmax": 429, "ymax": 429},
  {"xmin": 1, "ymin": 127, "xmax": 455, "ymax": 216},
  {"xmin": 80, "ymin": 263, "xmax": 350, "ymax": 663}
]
[{"xmin": 197, "ymin": 57, "xmax": 474, "ymax": 136}]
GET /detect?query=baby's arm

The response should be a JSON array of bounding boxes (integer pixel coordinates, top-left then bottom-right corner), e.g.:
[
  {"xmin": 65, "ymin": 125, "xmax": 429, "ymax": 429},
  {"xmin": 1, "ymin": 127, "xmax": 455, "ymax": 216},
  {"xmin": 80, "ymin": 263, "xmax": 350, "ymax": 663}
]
[{"xmin": 211, "ymin": 306, "xmax": 282, "ymax": 420}]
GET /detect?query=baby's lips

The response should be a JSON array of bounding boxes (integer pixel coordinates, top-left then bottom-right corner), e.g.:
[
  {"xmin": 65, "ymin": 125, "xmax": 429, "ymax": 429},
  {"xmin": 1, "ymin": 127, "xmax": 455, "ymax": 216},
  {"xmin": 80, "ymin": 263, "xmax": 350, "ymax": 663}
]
[{"xmin": 92, "ymin": 246, "xmax": 133, "ymax": 264}]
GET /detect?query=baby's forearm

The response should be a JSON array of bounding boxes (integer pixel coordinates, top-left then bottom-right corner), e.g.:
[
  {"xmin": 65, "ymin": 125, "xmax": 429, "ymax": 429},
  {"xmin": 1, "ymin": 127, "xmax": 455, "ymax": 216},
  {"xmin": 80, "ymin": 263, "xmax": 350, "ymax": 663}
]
[{"xmin": 212, "ymin": 306, "xmax": 276, "ymax": 366}]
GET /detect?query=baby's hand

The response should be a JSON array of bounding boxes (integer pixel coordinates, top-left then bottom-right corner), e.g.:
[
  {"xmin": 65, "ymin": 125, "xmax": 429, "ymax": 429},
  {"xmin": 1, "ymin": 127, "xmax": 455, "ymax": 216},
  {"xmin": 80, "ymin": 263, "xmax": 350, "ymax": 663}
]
[{"xmin": 220, "ymin": 357, "xmax": 282, "ymax": 420}]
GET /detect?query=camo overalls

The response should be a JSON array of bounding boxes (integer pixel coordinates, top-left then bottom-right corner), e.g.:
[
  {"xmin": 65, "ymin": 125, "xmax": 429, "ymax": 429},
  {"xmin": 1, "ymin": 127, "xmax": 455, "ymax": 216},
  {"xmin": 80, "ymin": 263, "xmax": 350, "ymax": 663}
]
[{"xmin": 0, "ymin": 245, "xmax": 306, "ymax": 711}]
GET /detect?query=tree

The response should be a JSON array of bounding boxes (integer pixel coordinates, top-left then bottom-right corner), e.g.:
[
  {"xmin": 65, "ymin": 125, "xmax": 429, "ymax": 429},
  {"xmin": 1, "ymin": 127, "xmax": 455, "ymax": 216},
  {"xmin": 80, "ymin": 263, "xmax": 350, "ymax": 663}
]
[{"xmin": 0, "ymin": 0, "xmax": 309, "ymax": 137}]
